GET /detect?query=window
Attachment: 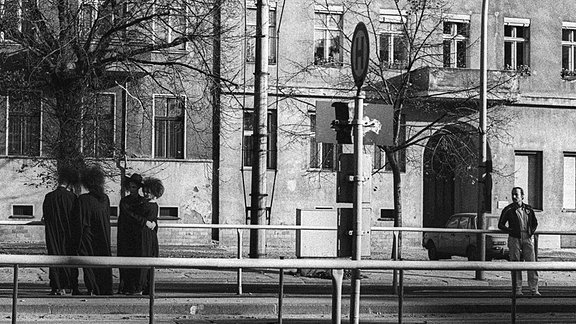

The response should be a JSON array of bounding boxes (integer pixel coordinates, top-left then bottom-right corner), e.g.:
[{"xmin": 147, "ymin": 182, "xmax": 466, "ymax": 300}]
[
  {"xmin": 159, "ymin": 206, "xmax": 180, "ymax": 220},
  {"xmin": 10, "ymin": 204, "xmax": 33, "ymax": 218},
  {"xmin": 504, "ymin": 18, "xmax": 530, "ymax": 70},
  {"xmin": 243, "ymin": 109, "xmax": 277, "ymax": 169},
  {"xmin": 309, "ymin": 113, "xmax": 335, "ymax": 169},
  {"xmin": 562, "ymin": 22, "xmax": 576, "ymax": 79},
  {"xmin": 154, "ymin": 96, "xmax": 185, "ymax": 159},
  {"xmin": 379, "ymin": 12, "xmax": 407, "ymax": 69},
  {"xmin": 82, "ymin": 93, "xmax": 115, "ymax": 158},
  {"xmin": 7, "ymin": 92, "xmax": 40, "ymax": 156},
  {"xmin": 563, "ymin": 153, "xmax": 576, "ymax": 210},
  {"xmin": 246, "ymin": 5, "xmax": 277, "ymax": 64},
  {"xmin": 514, "ymin": 151, "xmax": 542, "ymax": 210},
  {"xmin": 0, "ymin": 0, "xmax": 34, "ymax": 41},
  {"xmin": 314, "ymin": 9, "xmax": 343, "ymax": 66},
  {"xmin": 154, "ymin": 3, "xmax": 187, "ymax": 50},
  {"xmin": 443, "ymin": 19, "xmax": 469, "ymax": 68}
]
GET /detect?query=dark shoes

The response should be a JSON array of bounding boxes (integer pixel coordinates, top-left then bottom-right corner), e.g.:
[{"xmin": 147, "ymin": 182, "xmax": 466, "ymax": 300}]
[{"xmin": 49, "ymin": 289, "xmax": 66, "ymax": 296}]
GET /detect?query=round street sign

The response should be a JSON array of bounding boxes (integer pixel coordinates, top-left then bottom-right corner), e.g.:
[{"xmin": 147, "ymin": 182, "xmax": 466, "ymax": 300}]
[{"xmin": 351, "ymin": 22, "xmax": 370, "ymax": 87}]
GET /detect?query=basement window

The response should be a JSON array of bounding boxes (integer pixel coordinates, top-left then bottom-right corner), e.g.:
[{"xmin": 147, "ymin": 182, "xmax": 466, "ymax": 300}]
[
  {"xmin": 159, "ymin": 207, "xmax": 180, "ymax": 220},
  {"xmin": 10, "ymin": 205, "xmax": 34, "ymax": 219}
]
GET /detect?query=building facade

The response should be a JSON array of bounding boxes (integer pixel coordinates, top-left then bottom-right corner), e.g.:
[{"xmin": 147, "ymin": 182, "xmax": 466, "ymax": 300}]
[{"xmin": 2, "ymin": 0, "xmax": 576, "ymax": 254}]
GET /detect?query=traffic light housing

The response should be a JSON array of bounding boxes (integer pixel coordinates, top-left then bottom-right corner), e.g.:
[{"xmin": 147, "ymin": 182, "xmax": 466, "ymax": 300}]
[{"xmin": 331, "ymin": 102, "xmax": 352, "ymax": 144}]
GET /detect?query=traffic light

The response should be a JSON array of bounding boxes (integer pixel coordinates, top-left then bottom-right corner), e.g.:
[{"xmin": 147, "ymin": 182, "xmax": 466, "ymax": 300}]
[{"xmin": 331, "ymin": 102, "xmax": 352, "ymax": 144}]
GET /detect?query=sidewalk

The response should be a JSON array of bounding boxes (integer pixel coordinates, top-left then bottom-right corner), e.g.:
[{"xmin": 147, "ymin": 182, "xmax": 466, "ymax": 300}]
[{"xmin": 1, "ymin": 245, "xmax": 576, "ymax": 318}]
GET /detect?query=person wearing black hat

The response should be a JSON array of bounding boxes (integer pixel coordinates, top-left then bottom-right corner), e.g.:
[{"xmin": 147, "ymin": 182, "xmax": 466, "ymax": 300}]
[
  {"xmin": 117, "ymin": 173, "xmax": 145, "ymax": 295},
  {"xmin": 42, "ymin": 165, "xmax": 80, "ymax": 295}
]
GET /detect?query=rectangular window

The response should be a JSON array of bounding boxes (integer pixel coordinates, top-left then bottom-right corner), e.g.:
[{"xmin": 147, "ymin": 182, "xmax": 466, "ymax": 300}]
[
  {"xmin": 10, "ymin": 204, "xmax": 33, "ymax": 218},
  {"xmin": 243, "ymin": 109, "xmax": 277, "ymax": 169},
  {"xmin": 379, "ymin": 14, "xmax": 407, "ymax": 69},
  {"xmin": 314, "ymin": 10, "xmax": 343, "ymax": 66},
  {"xmin": 514, "ymin": 151, "xmax": 542, "ymax": 210},
  {"xmin": 7, "ymin": 92, "xmax": 40, "ymax": 156},
  {"xmin": 154, "ymin": 96, "xmax": 185, "ymax": 159},
  {"xmin": 504, "ymin": 18, "xmax": 530, "ymax": 70},
  {"xmin": 562, "ymin": 23, "xmax": 576, "ymax": 79},
  {"xmin": 309, "ymin": 113, "xmax": 335, "ymax": 169},
  {"xmin": 563, "ymin": 153, "xmax": 576, "ymax": 210},
  {"xmin": 154, "ymin": 3, "xmax": 187, "ymax": 50},
  {"xmin": 159, "ymin": 206, "xmax": 180, "ymax": 220},
  {"xmin": 0, "ymin": 0, "xmax": 34, "ymax": 41},
  {"xmin": 246, "ymin": 6, "xmax": 277, "ymax": 64},
  {"xmin": 83, "ymin": 93, "xmax": 115, "ymax": 158},
  {"xmin": 443, "ymin": 20, "xmax": 469, "ymax": 68}
]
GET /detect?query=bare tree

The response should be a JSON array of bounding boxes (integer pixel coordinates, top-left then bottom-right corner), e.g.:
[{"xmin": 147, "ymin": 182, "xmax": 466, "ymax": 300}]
[{"xmin": 0, "ymin": 0, "xmax": 241, "ymax": 184}]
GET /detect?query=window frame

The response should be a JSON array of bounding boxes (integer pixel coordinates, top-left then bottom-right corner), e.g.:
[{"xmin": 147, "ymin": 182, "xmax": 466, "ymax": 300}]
[
  {"xmin": 153, "ymin": 2, "xmax": 187, "ymax": 51},
  {"xmin": 81, "ymin": 92, "xmax": 116, "ymax": 158},
  {"xmin": 153, "ymin": 95, "xmax": 186, "ymax": 159},
  {"xmin": 313, "ymin": 5, "xmax": 343, "ymax": 67},
  {"xmin": 562, "ymin": 22, "xmax": 576, "ymax": 79},
  {"xmin": 442, "ymin": 18, "xmax": 469, "ymax": 68},
  {"xmin": 245, "ymin": 3, "xmax": 277, "ymax": 64},
  {"xmin": 563, "ymin": 152, "xmax": 576, "ymax": 211},
  {"xmin": 379, "ymin": 12, "xmax": 408, "ymax": 70},
  {"xmin": 242, "ymin": 108, "xmax": 277, "ymax": 170},
  {"xmin": 5, "ymin": 91, "xmax": 41, "ymax": 157},
  {"xmin": 514, "ymin": 150, "xmax": 543, "ymax": 210},
  {"xmin": 504, "ymin": 18, "xmax": 530, "ymax": 70}
]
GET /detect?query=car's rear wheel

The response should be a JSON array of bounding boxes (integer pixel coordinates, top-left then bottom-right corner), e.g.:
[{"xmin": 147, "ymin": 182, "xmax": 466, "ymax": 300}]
[
  {"xmin": 467, "ymin": 245, "xmax": 477, "ymax": 261},
  {"xmin": 427, "ymin": 241, "xmax": 439, "ymax": 260}
]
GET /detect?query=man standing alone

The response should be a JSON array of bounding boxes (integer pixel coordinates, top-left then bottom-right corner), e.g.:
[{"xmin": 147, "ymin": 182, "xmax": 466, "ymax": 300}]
[{"xmin": 498, "ymin": 187, "xmax": 540, "ymax": 296}]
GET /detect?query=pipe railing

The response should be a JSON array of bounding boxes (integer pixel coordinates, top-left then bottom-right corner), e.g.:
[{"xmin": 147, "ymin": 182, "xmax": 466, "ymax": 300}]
[{"xmin": 2, "ymin": 255, "xmax": 576, "ymax": 324}]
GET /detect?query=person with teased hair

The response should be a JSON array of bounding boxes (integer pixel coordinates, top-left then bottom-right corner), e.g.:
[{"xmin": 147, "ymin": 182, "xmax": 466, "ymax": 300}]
[
  {"xmin": 71, "ymin": 165, "xmax": 113, "ymax": 295},
  {"xmin": 42, "ymin": 165, "xmax": 80, "ymax": 295}
]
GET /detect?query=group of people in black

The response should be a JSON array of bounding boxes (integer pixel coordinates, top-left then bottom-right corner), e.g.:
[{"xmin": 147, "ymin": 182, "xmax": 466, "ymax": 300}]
[{"xmin": 42, "ymin": 165, "xmax": 164, "ymax": 296}]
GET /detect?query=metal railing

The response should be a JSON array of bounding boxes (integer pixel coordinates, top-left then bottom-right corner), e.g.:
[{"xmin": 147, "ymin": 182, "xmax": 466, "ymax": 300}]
[
  {"xmin": 2, "ymin": 221, "xmax": 576, "ymax": 294},
  {"xmin": 2, "ymin": 255, "xmax": 576, "ymax": 324}
]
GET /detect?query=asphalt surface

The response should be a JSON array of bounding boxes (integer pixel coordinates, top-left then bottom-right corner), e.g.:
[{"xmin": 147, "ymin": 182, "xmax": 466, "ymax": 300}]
[{"xmin": 2, "ymin": 244, "xmax": 576, "ymax": 323}]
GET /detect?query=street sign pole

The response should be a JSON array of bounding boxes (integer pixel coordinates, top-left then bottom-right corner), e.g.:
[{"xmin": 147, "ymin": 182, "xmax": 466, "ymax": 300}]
[{"xmin": 350, "ymin": 22, "xmax": 369, "ymax": 324}]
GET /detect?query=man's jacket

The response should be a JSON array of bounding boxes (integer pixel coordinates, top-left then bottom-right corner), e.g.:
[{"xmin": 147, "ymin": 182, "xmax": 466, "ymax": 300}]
[{"xmin": 498, "ymin": 203, "xmax": 538, "ymax": 238}]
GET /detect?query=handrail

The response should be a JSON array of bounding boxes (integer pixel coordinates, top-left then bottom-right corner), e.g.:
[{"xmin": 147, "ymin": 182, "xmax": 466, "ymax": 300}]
[
  {"xmin": 2, "ymin": 255, "xmax": 575, "ymax": 324},
  {"xmin": 2, "ymin": 255, "xmax": 576, "ymax": 270}
]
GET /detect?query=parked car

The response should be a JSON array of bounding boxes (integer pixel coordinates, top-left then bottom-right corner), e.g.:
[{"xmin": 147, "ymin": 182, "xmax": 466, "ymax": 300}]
[{"xmin": 422, "ymin": 213, "xmax": 509, "ymax": 261}]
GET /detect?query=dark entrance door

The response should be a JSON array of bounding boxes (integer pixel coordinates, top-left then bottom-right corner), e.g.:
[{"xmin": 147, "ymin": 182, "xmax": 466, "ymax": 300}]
[{"xmin": 423, "ymin": 125, "xmax": 487, "ymax": 228}]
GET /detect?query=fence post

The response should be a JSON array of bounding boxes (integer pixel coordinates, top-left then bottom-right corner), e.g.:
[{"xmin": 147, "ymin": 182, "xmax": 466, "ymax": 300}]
[
  {"xmin": 534, "ymin": 234, "xmax": 539, "ymax": 261},
  {"xmin": 12, "ymin": 264, "xmax": 18, "ymax": 324},
  {"xmin": 149, "ymin": 266, "xmax": 155, "ymax": 324},
  {"xmin": 331, "ymin": 269, "xmax": 344, "ymax": 324},
  {"xmin": 237, "ymin": 228, "xmax": 243, "ymax": 295},
  {"xmin": 398, "ymin": 269, "xmax": 404, "ymax": 324},
  {"xmin": 278, "ymin": 256, "xmax": 284, "ymax": 324},
  {"xmin": 392, "ymin": 231, "xmax": 399, "ymax": 294},
  {"xmin": 511, "ymin": 270, "xmax": 517, "ymax": 324}
]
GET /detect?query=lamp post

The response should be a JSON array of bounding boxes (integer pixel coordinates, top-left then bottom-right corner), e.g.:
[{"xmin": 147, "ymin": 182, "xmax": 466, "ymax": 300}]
[{"xmin": 476, "ymin": 0, "xmax": 489, "ymax": 280}]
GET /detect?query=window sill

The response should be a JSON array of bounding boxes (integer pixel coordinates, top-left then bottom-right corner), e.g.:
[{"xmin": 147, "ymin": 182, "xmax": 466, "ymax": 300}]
[
  {"xmin": 307, "ymin": 168, "xmax": 335, "ymax": 172},
  {"xmin": 158, "ymin": 216, "xmax": 181, "ymax": 221},
  {"xmin": 9, "ymin": 215, "xmax": 35, "ymax": 219},
  {"xmin": 562, "ymin": 209, "xmax": 576, "ymax": 213}
]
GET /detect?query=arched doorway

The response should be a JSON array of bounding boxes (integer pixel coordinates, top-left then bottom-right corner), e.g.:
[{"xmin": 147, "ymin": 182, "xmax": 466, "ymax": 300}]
[{"xmin": 422, "ymin": 124, "xmax": 492, "ymax": 228}]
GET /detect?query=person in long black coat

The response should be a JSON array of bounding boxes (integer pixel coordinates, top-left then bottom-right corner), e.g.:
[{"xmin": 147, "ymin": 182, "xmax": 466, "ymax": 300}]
[
  {"xmin": 42, "ymin": 166, "xmax": 80, "ymax": 295},
  {"xmin": 137, "ymin": 177, "xmax": 164, "ymax": 295},
  {"xmin": 71, "ymin": 165, "xmax": 113, "ymax": 295},
  {"xmin": 117, "ymin": 173, "xmax": 145, "ymax": 295}
]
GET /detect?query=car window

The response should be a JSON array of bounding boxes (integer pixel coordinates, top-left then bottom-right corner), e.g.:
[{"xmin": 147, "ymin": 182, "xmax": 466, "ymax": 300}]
[
  {"xmin": 459, "ymin": 216, "xmax": 470, "ymax": 229},
  {"xmin": 487, "ymin": 216, "xmax": 499, "ymax": 229},
  {"xmin": 446, "ymin": 216, "xmax": 459, "ymax": 228}
]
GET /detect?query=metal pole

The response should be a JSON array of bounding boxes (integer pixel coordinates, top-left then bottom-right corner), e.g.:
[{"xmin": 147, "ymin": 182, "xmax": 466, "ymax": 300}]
[
  {"xmin": 249, "ymin": 0, "xmax": 270, "ymax": 259},
  {"xmin": 476, "ymin": 0, "xmax": 489, "ymax": 281},
  {"xmin": 350, "ymin": 91, "xmax": 364, "ymax": 324},
  {"xmin": 331, "ymin": 269, "xmax": 344, "ymax": 324},
  {"xmin": 278, "ymin": 256, "xmax": 284, "ymax": 324},
  {"xmin": 12, "ymin": 265, "xmax": 18, "ymax": 324},
  {"xmin": 398, "ymin": 269, "xmax": 404, "ymax": 324},
  {"xmin": 237, "ymin": 228, "xmax": 243, "ymax": 295},
  {"xmin": 149, "ymin": 267, "xmax": 155, "ymax": 324},
  {"xmin": 534, "ymin": 234, "xmax": 539, "ymax": 261},
  {"xmin": 392, "ymin": 231, "xmax": 398, "ymax": 294},
  {"xmin": 511, "ymin": 271, "xmax": 517, "ymax": 324}
]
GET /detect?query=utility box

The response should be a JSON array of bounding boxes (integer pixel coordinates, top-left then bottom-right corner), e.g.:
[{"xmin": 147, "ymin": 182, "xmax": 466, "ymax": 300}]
[
  {"xmin": 337, "ymin": 207, "xmax": 372, "ymax": 257},
  {"xmin": 296, "ymin": 209, "xmax": 338, "ymax": 257}
]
